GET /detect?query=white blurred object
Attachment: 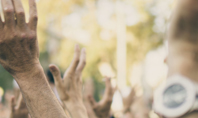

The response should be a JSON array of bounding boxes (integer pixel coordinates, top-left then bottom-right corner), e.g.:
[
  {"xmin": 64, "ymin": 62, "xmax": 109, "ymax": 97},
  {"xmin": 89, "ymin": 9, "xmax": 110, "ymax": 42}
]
[
  {"xmin": 99, "ymin": 62, "xmax": 115, "ymax": 77},
  {"xmin": 52, "ymin": 87, "xmax": 61, "ymax": 102},
  {"xmin": 111, "ymin": 90, "xmax": 123, "ymax": 112},
  {"xmin": 116, "ymin": 0, "xmax": 127, "ymax": 89},
  {"xmin": 144, "ymin": 45, "xmax": 168, "ymax": 88},
  {"xmin": 13, "ymin": 80, "xmax": 19, "ymax": 89}
]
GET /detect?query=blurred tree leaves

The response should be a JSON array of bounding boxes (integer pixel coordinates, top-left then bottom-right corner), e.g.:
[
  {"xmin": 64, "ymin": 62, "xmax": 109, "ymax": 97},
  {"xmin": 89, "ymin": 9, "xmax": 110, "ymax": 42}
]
[{"xmin": 0, "ymin": 0, "xmax": 172, "ymax": 101}]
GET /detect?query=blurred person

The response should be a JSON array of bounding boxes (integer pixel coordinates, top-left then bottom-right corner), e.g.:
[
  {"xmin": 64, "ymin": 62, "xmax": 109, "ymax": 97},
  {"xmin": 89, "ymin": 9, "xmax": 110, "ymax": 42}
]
[
  {"xmin": 153, "ymin": 0, "xmax": 198, "ymax": 118},
  {"xmin": 87, "ymin": 77, "xmax": 115, "ymax": 118},
  {"xmin": 49, "ymin": 45, "xmax": 88, "ymax": 118},
  {"xmin": 0, "ymin": 0, "xmax": 67, "ymax": 117}
]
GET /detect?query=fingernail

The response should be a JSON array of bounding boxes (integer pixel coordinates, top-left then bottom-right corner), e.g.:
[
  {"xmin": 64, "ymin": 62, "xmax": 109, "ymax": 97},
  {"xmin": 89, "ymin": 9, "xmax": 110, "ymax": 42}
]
[{"xmin": 50, "ymin": 66, "xmax": 56, "ymax": 71}]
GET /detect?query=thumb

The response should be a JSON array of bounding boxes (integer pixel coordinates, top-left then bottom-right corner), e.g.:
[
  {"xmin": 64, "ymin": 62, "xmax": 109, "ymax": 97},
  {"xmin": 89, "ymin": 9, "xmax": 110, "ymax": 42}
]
[
  {"xmin": 88, "ymin": 95, "xmax": 97, "ymax": 108},
  {"xmin": 49, "ymin": 64, "xmax": 62, "ymax": 85}
]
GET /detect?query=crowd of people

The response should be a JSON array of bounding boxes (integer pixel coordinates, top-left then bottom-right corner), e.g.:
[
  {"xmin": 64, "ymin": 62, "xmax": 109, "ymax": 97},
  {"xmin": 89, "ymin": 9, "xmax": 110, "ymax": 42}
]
[{"xmin": 0, "ymin": 0, "xmax": 198, "ymax": 118}]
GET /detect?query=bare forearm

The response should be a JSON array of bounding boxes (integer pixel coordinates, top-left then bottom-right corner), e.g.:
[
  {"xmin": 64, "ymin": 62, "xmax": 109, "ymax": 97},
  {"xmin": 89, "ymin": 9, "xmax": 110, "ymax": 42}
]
[{"xmin": 14, "ymin": 65, "xmax": 67, "ymax": 118}]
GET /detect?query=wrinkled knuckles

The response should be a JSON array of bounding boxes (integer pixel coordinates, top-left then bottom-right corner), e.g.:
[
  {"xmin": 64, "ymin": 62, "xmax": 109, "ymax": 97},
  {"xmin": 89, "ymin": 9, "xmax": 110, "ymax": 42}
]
[
  {"xmin": 6, "ymin": 32, "xmax": 17, "ymax": 40},
  {"xmin": 16, "ymin": 10, "xmax": 25, "ymax": 18},
  {"xmin": 19, "ymin": 33, "xmax": 28, "ymax": 41},
  {"xmin": 30, "ymin": 14, "xmax": 38, "ymax": 22},
  {"xmin": 27, "ymin": 33, "xmax": 37, "ymax": 40},
  {"xmin": 4, "ymin": 8, "xmax": 14, "ymax": 15}
]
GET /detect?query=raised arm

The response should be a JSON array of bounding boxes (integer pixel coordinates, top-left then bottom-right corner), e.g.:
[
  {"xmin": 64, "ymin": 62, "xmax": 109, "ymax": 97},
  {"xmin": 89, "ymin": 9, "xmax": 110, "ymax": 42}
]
[{"xmin": 0, "ymin": 0, "xmax": 67, "ymax": 118}]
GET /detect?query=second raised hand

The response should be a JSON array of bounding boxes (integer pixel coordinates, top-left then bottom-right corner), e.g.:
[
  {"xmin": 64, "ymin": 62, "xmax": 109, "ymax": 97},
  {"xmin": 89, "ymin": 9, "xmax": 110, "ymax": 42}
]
[
  {"xmin": 49, "ymin": 45, "xmax": 88, "ymax": 118},
  {"xmin": 88, "ymin": 77, "xmax": 115, "ymax": 118}
]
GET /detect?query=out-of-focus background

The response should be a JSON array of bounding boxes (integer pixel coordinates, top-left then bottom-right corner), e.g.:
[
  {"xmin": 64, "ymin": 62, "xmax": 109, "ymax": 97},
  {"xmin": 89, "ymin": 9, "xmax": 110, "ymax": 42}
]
[{"xmin": 0, "ymin": 0, "xmax": 175, "ymax": 117}]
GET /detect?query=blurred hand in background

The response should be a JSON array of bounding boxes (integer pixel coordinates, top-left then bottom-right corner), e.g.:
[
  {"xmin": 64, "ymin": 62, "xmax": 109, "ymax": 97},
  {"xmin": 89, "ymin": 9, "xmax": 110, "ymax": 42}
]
[
  {"xmin": 88, "ymin": 77, "xmax": 115, "ymax": 118},
  {"xmin": 49, "ymin": 45, "xmax": 88, "ymax": 118},
  {"xmin": 9, "ymin": 93, "xmax": 30, "ymax": 118}
]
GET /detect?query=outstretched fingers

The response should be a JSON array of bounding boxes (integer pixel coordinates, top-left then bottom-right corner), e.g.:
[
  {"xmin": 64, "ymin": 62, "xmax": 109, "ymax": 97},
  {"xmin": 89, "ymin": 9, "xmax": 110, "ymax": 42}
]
[{"xmin": 76, "ymin": 48, "xmax": 86, "ymax": 79}]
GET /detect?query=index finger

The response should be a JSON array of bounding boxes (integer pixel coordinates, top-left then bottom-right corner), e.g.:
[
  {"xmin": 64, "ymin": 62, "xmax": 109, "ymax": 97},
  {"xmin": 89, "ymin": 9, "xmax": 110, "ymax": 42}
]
[
  {"xmin": 76, "ymin": 48, "xmax": 86, "ymax": 77},
  {"xmin": 64, "ymin": 45, "xmax": 80, "ymax": 77},
  {"xmin": 28, "ymin": 0, "xmax": 37, "ymax": 30}
]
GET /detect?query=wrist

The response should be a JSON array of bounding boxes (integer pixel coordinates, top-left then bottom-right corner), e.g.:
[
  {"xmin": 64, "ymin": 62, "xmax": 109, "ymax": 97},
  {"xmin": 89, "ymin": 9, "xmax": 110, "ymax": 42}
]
[
  {"xmin": 13, "ymin": 64, "xmax": 48, "ymax": 92},
  {"xmin": 13, "ymin": 63, "xmax": 43, "ymax": 80}
]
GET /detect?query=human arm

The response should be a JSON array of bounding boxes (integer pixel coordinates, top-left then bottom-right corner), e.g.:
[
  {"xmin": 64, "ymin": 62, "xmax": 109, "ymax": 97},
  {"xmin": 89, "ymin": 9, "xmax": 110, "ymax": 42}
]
[
  {"xmin": 49, "ymin": 45, "xmax": 88, "ymax": 118},
  {"xmin": 0, "ymin": 0, "xmax": 67, "ymax": 117}
]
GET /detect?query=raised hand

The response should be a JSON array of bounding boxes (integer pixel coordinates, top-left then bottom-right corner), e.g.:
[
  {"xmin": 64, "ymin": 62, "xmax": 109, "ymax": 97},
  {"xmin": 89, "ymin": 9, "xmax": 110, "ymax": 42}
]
[
  {"xmin": 49, "ymin": 45, "xmax": 88, "ymax": 118},
  {"xmin": 0, "ymin": 0, "xmax": 39, "ymax": 77},
  {"xmin": 88, "ymin": 77, "xmax": 115, "ymax": 118},
  {"xmin": 9, "ymin": 94, "xmax": 29, "ymax": 118}
]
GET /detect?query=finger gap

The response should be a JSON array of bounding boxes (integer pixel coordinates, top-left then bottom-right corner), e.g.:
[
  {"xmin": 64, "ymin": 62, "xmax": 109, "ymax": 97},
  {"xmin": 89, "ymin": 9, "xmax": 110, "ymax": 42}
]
[{"xmin": 0, "ymin": 0, "xmax": 5, "ymax": 22}]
